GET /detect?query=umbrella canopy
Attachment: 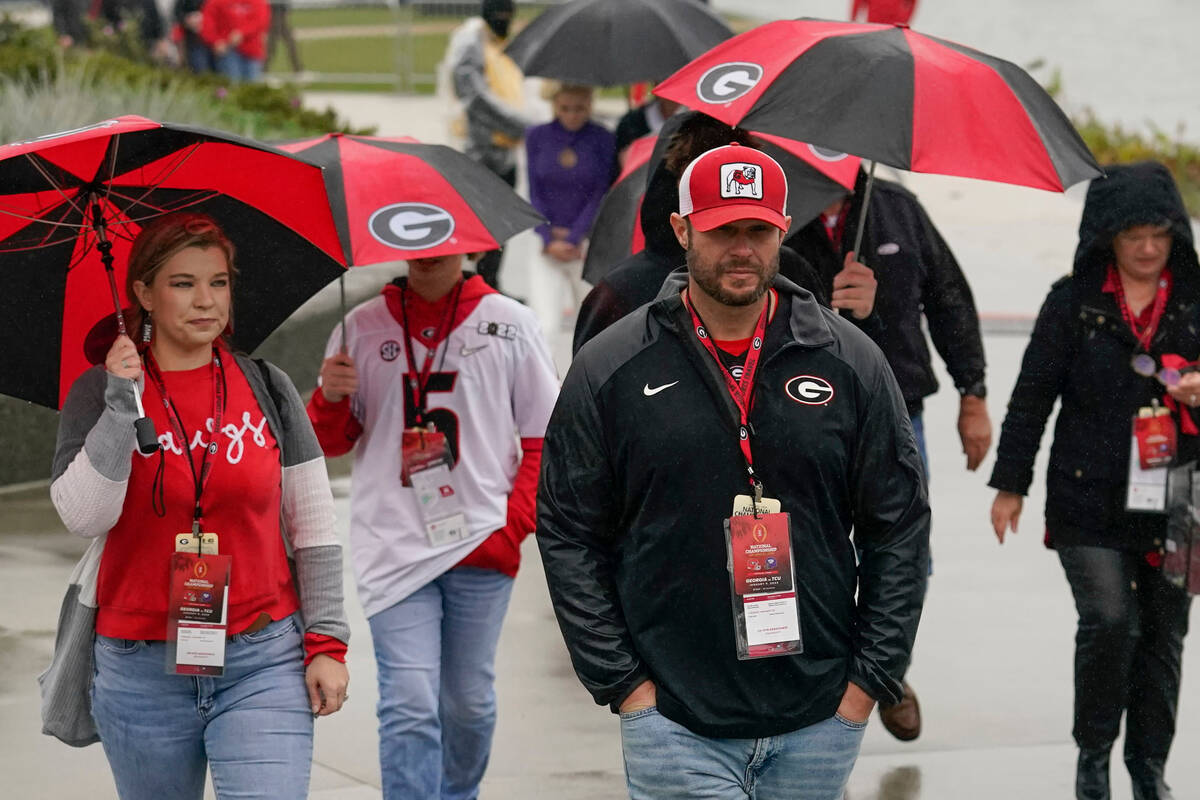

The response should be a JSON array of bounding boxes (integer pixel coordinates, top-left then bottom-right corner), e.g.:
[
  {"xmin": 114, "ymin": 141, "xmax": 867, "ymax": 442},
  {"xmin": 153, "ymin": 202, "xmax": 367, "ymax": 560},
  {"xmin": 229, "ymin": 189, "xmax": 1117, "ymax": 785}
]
[
  {"xmin": 504, "ymin": 0, "xmax": 734, "ymax": 86},
  {"xmin": 653, "ymin": 18, "xmax": 1101, "ymax": 191},
  {"xmin": 275, "ymin": 134, "xmax": 545, "ymax": 265},
  {"xmin": 583, "ymin": 116, "xmax": 857, "ymax": 284},
  {"xmin": 0, "ymin": 115, "xmax": 345, "ymax": 409},
  {"xmin": 583, "ymin": 135, "xmax": 657, "ymax": 283}
]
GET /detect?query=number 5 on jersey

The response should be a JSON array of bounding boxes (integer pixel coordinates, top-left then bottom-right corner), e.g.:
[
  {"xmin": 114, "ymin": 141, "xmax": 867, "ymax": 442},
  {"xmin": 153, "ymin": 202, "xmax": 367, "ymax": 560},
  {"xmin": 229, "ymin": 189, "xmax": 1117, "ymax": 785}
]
[{"xmin": 403, "ymin": 371, "xmax": 460, "ymax": 467}]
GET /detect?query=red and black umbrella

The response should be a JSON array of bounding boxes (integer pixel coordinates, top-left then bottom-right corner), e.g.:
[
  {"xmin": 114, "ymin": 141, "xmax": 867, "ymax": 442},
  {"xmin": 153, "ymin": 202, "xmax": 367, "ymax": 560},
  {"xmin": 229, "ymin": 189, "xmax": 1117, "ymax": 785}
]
[
  {"xmin": 0, "ymin": 116, "xmax": 345, "ymax": 411},
  {"xmin": 653, "ymin": 18, "xmax": 1101, "ymax": 192},
  {"xmin": 583, "ymin": 117, "xmax": 859, "ymax": 284},
  {"xmin": 275, "ymin": 134, "xmax": 545, "ymax": 265}
]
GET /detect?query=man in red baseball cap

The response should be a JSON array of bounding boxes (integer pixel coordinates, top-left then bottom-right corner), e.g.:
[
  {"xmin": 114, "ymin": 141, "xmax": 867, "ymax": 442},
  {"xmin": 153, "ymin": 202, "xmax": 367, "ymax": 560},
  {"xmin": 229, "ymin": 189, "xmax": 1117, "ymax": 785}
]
[{"xmin": 537, "ymin": 143, "xmax": 930, "ymax": 799}]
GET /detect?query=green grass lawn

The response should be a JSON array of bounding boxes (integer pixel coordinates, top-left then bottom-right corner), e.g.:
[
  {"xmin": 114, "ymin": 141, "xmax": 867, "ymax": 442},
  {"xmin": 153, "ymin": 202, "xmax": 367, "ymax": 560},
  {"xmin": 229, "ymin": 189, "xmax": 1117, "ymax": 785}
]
[
  {"xmin": 267, "ymin": 31, "xmax": 451, "ymax": 93},
  {"xmin": 289, "ymin": 5, "xmax": 397, "ymax": 29},
  {"xmin": 288, "ymin": 3, "xmax": 557, "ymax": 30}
]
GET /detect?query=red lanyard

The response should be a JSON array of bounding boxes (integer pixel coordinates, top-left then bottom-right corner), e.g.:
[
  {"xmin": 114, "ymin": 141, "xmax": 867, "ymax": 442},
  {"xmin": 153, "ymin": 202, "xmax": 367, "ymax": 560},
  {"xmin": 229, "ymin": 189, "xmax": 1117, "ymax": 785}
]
[
  {"xmin": 682, "ymin": 289, "xmax": 772, "ymax": 493},
  {"xmin": 144, "ymin": 346, "xmax": 227, "ymax": 532},
  {"xmin": 1111, "ymin": 268, "xmax": 1171, "ymax": 351},
  {"xmin": 400, "ymin": 279, "xmax": 464, "ymax": 426}
]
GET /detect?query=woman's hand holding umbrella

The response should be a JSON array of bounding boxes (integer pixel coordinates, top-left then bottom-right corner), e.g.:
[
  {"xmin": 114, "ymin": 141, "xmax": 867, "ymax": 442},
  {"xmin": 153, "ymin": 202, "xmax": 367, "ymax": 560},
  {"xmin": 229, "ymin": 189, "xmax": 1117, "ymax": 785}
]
[{"xmin": 104, "ymin": 335, "xmax": 142, "ymax": 382}]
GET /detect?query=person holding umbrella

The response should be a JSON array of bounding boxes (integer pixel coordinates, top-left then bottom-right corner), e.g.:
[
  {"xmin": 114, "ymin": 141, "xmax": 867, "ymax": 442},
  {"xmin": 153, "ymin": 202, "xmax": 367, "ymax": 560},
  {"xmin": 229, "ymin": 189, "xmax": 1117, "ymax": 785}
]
[
  {"xmin": 307, "ymin": 245, "xmax": 559, "ymax": 796},
  {"xmin": 442, "ymin": 0, "xmax": 531, "ymax": 288},
  {"xmin": 989, "ymin": 162, "xmax": 1199, "ymax": 800},
  {"xmin": 48, "ymin": 212, "xmax": 350, "ymax": 798},
  {"xmin": 785, "ymin": 168, "xmax": 991, "ymax": 741}
]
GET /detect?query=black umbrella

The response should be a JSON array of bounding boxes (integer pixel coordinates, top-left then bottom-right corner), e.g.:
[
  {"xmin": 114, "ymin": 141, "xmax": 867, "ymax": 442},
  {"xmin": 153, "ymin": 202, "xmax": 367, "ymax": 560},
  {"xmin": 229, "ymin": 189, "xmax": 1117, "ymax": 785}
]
[{"xmin": 505, "ymin": 0, "xmax": 734, "ymax": 86}]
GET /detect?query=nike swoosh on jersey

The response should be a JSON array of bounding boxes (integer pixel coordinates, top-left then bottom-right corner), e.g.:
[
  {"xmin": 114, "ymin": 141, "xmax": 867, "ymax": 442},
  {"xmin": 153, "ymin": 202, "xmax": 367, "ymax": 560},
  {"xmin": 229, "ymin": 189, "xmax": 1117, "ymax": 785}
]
[
  {"xmin": 460, "ymin": 344, "xmax": 489, "ymax": 357},
  {"xmin": 643, "ymin": 381, "xmax": 680, "ymax": 396}
]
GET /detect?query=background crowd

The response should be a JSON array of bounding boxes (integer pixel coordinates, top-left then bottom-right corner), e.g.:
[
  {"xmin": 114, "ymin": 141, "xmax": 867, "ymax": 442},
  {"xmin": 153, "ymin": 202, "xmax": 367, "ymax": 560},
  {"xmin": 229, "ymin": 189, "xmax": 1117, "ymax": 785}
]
[{"xmin": 49, "ymin": 0, "xmax": 300, "ymax": 80}]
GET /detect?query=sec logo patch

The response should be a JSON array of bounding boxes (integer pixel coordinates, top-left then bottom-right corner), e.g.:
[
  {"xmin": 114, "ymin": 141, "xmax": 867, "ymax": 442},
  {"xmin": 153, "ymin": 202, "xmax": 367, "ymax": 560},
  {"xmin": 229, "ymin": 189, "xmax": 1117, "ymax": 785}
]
[
  {"xmin": 785, "ymin": 375, "xmax": 834, "ymax": 405},
  {"xmin": 380, "ymin": 340, "xmax": 402, "ymax": 362}
]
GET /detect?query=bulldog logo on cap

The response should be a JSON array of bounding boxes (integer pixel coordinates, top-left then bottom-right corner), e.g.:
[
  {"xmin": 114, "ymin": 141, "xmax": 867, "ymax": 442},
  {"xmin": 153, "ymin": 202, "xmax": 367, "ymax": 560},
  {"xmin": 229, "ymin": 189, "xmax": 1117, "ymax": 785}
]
[{"xmin": 720, "ymin": 163, "xmax": 763, "ymax": 200}]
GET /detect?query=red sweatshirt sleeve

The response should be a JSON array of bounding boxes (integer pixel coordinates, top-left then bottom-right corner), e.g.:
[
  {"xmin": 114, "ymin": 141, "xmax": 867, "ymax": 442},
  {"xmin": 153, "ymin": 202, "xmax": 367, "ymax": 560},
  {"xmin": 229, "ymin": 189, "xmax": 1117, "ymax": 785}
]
[
  {"xmin": 304, "ymin": 633, "xmax": 347, "ymax": 666},
  {"xmin": 456, "ymin": 437, "xmax": 543, "ymax": 576},
  {"xmin": 306, "ymin": 390, "xmax": 363, "ymax": 457}
]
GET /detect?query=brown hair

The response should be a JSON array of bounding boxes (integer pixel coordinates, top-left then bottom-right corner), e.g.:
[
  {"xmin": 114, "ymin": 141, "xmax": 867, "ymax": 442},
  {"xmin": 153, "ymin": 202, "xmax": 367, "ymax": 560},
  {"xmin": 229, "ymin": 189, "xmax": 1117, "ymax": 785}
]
[
  {"xmin": 663, "ymin": 113, "xmax": 760, "ymax": 178},
  {"xmin": 125, "ymin": 212, "xmax": 237, "ymax": 340}
]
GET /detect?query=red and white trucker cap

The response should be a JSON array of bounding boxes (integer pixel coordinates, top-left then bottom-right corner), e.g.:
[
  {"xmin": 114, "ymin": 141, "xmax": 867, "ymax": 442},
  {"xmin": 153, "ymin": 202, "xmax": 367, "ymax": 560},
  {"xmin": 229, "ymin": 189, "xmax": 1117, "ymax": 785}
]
[{"xmin": 677, "ymin": 142, "xmax": 789, "ymax": 232}]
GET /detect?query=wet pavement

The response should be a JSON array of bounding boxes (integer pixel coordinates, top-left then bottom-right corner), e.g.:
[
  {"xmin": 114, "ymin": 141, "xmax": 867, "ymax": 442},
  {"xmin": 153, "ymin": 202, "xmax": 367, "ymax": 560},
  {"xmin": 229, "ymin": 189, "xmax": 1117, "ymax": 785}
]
[{"xmin": 3, "ymin": 332, "xmax": 1199, "ymax": 799}]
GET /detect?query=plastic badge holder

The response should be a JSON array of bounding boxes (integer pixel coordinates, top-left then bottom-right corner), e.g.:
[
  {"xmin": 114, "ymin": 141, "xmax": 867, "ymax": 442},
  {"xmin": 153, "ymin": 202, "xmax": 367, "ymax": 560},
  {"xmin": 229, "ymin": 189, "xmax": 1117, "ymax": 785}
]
[{"xmin": 1163, "ymin": 462, "xmax": 1200, "ymax": 595}]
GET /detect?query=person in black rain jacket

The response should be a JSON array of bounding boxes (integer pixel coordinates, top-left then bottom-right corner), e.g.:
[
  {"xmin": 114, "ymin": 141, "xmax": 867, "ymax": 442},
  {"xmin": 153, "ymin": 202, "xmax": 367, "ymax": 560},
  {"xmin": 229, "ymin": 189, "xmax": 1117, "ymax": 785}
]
[
  {"xmin": 990, "ymin": 162, "xmax": 1200, "ymax": 800},
  {"xmin": 539, "ymin": 144, "xmax": 928, "ymax": 799}
]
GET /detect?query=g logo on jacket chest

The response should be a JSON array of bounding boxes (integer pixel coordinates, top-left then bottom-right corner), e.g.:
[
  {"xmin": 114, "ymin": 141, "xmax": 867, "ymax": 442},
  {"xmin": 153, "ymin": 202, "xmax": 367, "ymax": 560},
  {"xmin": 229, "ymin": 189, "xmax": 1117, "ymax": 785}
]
[{"xmin": 785, "ymin": 375, "xmax": 834, "ymax": 405}]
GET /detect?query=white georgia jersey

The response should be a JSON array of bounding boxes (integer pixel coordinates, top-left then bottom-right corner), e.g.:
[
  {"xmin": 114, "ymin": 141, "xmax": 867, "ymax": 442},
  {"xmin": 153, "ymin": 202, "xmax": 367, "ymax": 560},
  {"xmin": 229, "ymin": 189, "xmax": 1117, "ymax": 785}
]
[{"xmin": 326, "ymin": 292, "xmax": 560, "ymax": 617}]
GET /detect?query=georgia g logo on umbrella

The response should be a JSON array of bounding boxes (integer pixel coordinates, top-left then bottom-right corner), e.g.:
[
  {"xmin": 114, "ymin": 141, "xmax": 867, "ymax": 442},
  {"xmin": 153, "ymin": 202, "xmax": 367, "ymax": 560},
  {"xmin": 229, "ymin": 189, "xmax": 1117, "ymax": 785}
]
[
  {"xmin": 696, "ymin": 62, "xmax": 763, "ymax": 104},
  {"xmin": 369, "ymin": 202, "xmax": 456, "ymax": 250},
  {"xmin": 807, "ymin": 144, "xmax": 850, "ymax": 163}
]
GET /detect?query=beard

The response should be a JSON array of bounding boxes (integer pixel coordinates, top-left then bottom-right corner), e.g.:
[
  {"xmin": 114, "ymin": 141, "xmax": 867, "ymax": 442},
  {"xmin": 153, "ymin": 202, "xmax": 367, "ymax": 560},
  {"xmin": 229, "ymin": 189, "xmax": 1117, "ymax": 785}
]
[{"xmin": 686, "ymin": 245, "xmax": 780, "ymax": 307}]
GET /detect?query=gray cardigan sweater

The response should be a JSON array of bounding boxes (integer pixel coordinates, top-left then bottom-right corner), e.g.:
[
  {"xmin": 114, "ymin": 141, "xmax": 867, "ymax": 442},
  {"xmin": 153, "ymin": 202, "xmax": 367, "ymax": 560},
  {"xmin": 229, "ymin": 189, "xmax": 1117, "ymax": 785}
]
[{"xmin": 42, "ymin": 354, "xmax": 348, "ymax": 745}]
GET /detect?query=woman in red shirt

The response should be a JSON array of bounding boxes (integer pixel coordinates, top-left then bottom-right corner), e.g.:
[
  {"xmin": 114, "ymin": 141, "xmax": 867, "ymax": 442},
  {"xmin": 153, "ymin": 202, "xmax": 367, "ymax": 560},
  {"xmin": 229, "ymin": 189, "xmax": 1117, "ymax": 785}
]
[{"xmin": 49, "ymin": 213, "xmax": 349, "ymax": 799}]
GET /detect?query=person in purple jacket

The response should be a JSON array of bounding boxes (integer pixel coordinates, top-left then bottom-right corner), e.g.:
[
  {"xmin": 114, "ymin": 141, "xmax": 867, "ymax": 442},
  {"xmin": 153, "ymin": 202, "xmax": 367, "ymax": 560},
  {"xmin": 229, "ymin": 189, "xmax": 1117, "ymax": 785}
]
[{"xmin": 525, "ymin": 82, "xmax": 615, "ymax": 363}]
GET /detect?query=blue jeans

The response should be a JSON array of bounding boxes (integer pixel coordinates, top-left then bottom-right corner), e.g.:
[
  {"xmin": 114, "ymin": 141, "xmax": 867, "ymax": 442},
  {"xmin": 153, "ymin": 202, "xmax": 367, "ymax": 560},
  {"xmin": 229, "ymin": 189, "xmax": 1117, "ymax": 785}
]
[
  {"xmin": 621, "ymin": 707, "xmax": 866, "ymax": 799},
  {"xmin": 909, "ymin": 412, "xmax": 928, "ymax": 478},
  {"xmin": 216, "ymin": 51, "xmax": 263, "ymax": 82},
  {"xmin": 368, "ymin": 566, "xmax": 515, "ymax": 800},
  {"xmin": 90, "ymin": 615, "xmax": 313, "ymax": 800},
  {"xmin": 186, "ymin": 42, "xmax": 215, "ymax": 73}
]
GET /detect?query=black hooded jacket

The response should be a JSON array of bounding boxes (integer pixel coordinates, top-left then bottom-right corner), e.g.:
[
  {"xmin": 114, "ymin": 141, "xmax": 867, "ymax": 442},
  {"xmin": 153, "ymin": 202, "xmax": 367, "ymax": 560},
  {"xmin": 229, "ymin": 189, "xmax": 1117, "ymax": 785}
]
[
  {"xmin": 785, "ymin": 171, "xmax": 985, "ymax": 414},
  {"xmin": 989, "ymin": 162, "xmax": 1200, "ymax": 552},
  {"xmin": 573, "ymin": 159, "xmax": 834, "ymax": 354},
  {"xmin": 539, "ymin": 271, "xmax": 930, "ymax": 738}
]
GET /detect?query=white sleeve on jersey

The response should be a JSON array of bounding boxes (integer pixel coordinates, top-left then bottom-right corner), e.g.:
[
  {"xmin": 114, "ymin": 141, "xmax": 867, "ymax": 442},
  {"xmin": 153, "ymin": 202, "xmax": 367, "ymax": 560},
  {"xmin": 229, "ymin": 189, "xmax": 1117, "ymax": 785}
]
[{"xmin": 509, "ymin": 307, "xmax": 561, "ymax": 439}]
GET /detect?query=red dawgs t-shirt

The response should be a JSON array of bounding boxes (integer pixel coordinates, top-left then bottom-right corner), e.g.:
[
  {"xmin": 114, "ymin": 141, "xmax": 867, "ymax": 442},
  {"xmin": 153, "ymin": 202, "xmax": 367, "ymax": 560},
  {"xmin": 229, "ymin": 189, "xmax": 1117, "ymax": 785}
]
[{"xmin": 95, "ymin": 353, "xmax": 298, "ymax": 640}]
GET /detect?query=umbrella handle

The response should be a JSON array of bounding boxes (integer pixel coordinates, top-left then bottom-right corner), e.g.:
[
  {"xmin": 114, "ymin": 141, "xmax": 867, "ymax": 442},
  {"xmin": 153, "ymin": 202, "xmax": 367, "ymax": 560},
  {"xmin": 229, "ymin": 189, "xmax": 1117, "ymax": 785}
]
[
  {"xmin": 850, "ymin": 160, "xmax": 876, "ymax": 267},
  {"xmin": 90, "ymin": 197, "xmax": 160, "ymax": 454},
  {"xmin": 339, "ymin": 274, "xmax": 348, "ymax": 353},
  {"xmin": 130, "ymin": 374, "xmax": 159, "ymax": 454}
]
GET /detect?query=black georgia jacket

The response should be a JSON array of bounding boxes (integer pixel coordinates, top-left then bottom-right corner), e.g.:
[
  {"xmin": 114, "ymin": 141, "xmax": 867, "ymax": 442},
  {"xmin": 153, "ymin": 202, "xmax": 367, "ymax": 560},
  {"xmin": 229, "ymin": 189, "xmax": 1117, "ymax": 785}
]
[
  {"xmin": 537, "ymin": 271, "xmax": 930, "ymax": 739},
  {"xmin": 989, "ymin": 161, "xmax": 1200, "ymax": 552}
]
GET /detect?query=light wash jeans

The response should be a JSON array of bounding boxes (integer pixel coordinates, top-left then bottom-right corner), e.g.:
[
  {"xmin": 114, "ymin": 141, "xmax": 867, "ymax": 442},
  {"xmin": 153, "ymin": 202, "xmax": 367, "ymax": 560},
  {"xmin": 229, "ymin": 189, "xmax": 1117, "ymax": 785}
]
[
  {"xmin": 620, "ymin": 707, "xmax": 866, "ymax": 800},
  {"xmin": 216, "ymin": 51, "xmax": 263, "ymax": 82},
  {"xmin": 90, "ymin": 615, "xmax": 313, "ymax": 800},
  {"xmin": 368, "ymin": 566, "xmax": 515, "ymax": 800}
]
